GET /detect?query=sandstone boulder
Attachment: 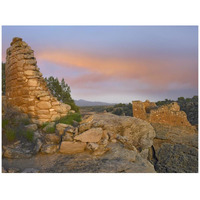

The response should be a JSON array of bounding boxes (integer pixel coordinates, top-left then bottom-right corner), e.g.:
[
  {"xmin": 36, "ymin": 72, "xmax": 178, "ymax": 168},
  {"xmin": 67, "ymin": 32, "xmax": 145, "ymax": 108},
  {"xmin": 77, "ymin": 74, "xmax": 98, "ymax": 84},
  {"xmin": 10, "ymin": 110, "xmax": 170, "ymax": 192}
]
[
  {"xmin": 62, "ymin": 133, "xmax": 73, "ymax": 141},
  {"xmin": 3, "ymin": 147, "xmax": 33, "ymax": 159},
  {"xmin": 25, "ymin": 124, "xmax": 38, "ymax": 131},
  {"xmin": 37, "ymin": 101, "xmax": 51, "ymax": 109},
  {"xmin": 103, "ymin": 143, "xmax": 137, "ymax": 162},
  {"xmin": 74, "ymin": 128, "xmax": 103, "ymax": 143},
  {"xmin": 86, "ymin": 113, "xmax": 156, "ymax": 151},
  {"xmin": 45, "ymin": 134, "xmax": 61, "ymax": 144},
  {"xmin": 79, "ymin": 123, "xmax": 92, "ymax": 133},
  {"xmin": 56, "ymin": 123, "xmax": 71, "ymax": 135},
  {"xmin": 60, "ymin": 141, "xmax": 86, "ymax": 154},
  {"xmin": 41, "ymin": 144, "xmax": 58, "ymax": 154},
  {"xmin": 86, "ymin": 143, "xmax": 99, "ymax": 151}
]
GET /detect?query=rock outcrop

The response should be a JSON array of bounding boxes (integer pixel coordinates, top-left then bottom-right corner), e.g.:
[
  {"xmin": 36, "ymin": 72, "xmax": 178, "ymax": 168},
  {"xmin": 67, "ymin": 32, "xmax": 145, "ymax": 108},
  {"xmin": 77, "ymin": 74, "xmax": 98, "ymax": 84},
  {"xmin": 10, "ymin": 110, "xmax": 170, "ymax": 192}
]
[
  {"xmin": 132, "ymin": 100, "xmax": 198, "ymax": 173},
  {"xmin": 5, "ymin": 37, "xmax": 71, "ymax": 124},
  {"xmin": 2, "ymin": 113, "xmax": 156, "ymax": 173},
  {"xmin": 151, "ymin": 123, "xmax": 198, "ymax": 173}
]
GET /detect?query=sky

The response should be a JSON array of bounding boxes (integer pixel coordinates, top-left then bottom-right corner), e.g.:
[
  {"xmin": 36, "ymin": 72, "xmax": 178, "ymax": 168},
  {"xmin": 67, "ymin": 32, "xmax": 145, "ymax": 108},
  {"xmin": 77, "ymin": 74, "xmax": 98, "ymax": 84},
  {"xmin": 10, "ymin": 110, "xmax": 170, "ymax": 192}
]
[{"xmin": 2, "ymin": 26, "xmax": 198, "ymax": 103}]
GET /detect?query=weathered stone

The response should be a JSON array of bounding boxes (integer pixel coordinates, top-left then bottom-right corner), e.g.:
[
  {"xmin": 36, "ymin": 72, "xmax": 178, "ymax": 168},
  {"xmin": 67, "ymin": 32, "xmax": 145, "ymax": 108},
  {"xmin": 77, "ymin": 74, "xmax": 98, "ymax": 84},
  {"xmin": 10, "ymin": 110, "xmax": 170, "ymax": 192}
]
[
  {"xmin": 155, "ymin": 143, "xmax": 198, "ymax": 173},
  {"xmin": 24, "ymin": 70, "xmax": 36, "ymax": 76},
  {"xmin": 79, "ymin": 123, "xmax": 91, "ymax": 133},
  {"xmin": 10, "ymin": 37, "xmax": 22, "ymax": 45},
  {"xmin": 33, "ymin": 138, "xmax": 43, "ymax": 154},
  {"xmin": 139, "ymin": 149, "xmax": 149, "ymax": 159},
  {"xmin": 64, "ymin": 125, "xmax": 74, "ymax": 134},
  {"xmin": 103, "ymin": 143, "xmax": 137, "ymax": 162},
  {"xmin": 28, "ymin": 79, "xmax": 38, "ymax": 86},
  {"xmin": 92, "ymin": 146, "xmax": 110, "ymax": 156},
  {"xmin": 5, "ymin": 37, "xmax": 71, "ymax": 124},
  {"xmin": 87, "ymin": 143, "xmax": 99, "ymax": 151},
  {"xmin": 56, "ymin": 123, "xmax": 71, "ymax": 135},
  {"xmin": 51, "ymin": 114, "xmax": 61, "ymax": 121},
  {"xmin": 3, "ymin": 147, "xmax": 33, "ymax": 159},
  {"xmin": 62, "ymin": 133, "xmax": 73, "ymax": 141},
  {"xmin": 7, "ymin": 168, "xmax": 20, "ymax": 173},
  {"xmin": 40, "ymin": 96, "xmax": 50, "ymax": 101},
  {"xmin": 88, "ymin": 113, "xmax": 155, "ymax": 150},
  {"xmin": 45, "ymin": 134, "xmax": 61, "ymax": 144},
  {"xmin": 80, "ymin": 115, "xmax": 94, "ymax": 124},
  {"xmin": 36, "ymin": 110, "xmax": 50, "ymax": 115},
  {"xmin": 37, "ymin": 101, "xmax": 51, "ymax": 109},
  {"xmin": 52, "ymin": 101, "xmax": 60, "ymax": 106},
  {"xmin": 25, "ymin": 124, "xmax": 38, "ymax": 131},
  {"xmin": 74, "ymin": 128, "xmax": 103, "ymax": 143},
  {"xmin": 132, "ymin": 101, "xmax": 192, "ymax": 127},
  {"xmin": 41, "ymin": 144, "xmax": 58, "ymax": 154},
  {"xmin": 28, "ymin": 106, "xmax": 35, "ymax": 111},
  {"xmin": 151, "ymin": 123, "xmax": 198, "ymax": 173},
  {"xmin": 37, "ymin": 115, "xmax": 51, "ymax": 119},
  {"xmin": 60, "ymin": 141, "xmax": 86, "ymax": 154}
]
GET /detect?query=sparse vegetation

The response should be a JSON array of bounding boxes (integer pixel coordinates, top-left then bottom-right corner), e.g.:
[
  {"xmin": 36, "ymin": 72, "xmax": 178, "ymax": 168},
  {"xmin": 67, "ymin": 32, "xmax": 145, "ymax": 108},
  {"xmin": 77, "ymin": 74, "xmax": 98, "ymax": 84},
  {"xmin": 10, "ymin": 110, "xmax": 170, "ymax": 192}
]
[
  {"xmin": 40, "ymin": 122, "xmax": 50, "ymax": 129},
  {"xmin": 2, "ymin": 108, "xmax": 35, "ymax": 144},
  {"xmin": 45, "ymin": 126, "xmax": 56, "ymax": 133},
  {"xmin": 2, "ymin": 119, "xmax": 9, "ymax": 128},
  {"xmin": 5, "ymin": 128, "xmax": 16, "ymax": 141},
  {"xmin": 23, "ymin": 130, "xmax": 34, "ymax": 142},
  {"xmin": 56, "ymin": 113, "xmax": 82, "ymax": 125},
  {"xmin": 106, "ymin": 103, "xmax": 133, "ymax": 116}
]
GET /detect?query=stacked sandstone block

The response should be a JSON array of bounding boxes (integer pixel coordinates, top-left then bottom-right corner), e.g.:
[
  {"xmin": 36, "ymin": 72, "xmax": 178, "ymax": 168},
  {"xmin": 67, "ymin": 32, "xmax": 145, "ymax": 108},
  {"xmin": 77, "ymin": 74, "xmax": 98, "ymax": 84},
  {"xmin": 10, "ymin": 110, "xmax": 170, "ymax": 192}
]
[
  {"xmin": 132, "ymin": 100, "xmax": 191, "ymax": 127},
  {"xmin": 5, "ymin": 37, "xmax": 71, "ymax": 124}
]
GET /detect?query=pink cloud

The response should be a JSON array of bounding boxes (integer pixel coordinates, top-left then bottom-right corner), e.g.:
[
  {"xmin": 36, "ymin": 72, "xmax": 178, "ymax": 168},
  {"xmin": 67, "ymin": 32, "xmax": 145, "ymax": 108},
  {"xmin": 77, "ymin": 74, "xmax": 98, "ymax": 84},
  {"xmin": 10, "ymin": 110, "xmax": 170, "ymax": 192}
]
[{"xmin": 37, "ymin": 49, "xmax": 197, "ymax": 89}]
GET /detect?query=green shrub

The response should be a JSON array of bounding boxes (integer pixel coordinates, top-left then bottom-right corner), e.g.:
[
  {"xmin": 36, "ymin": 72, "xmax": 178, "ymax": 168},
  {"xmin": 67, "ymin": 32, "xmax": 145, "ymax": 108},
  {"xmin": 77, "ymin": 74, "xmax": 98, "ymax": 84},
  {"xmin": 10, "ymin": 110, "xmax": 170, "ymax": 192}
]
[
  {"xmin": 23, "ymin": 130, "xmax": 34, "ymax": 142},
  {"xmin": 40, "ymin": 122, "xmax": 49, "ymax": 129},
  {"xmin": 2, "ymin": 119, "xmax": 9, "ymax": 128},
  {"xmin": 5, "ymin": 128, "xmax": 16, "ymax": 141},
  {"xmin": 45, "ymin": 126, "xmax": 56, "ymax": 133},
  {"xmin": 57, "ymin": 113, "xmax": 82, "ymax": 125}
]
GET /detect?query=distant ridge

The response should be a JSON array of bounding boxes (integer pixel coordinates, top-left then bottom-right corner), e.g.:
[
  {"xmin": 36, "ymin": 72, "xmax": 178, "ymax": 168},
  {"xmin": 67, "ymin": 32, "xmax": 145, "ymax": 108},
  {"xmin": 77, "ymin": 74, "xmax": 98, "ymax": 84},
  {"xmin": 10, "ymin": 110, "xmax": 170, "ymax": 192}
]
[{"xmin": 75, "ymin": 99, "xmax": 114, "ymax": 107}]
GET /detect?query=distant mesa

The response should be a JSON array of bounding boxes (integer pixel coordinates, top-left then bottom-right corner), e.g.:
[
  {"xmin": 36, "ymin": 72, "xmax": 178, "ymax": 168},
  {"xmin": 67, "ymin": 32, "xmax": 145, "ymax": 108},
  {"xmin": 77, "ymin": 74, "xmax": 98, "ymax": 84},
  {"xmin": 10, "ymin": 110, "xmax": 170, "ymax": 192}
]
[{"xmin": 5, "ymin": 37, "xmax": 71, "ymax": 124}]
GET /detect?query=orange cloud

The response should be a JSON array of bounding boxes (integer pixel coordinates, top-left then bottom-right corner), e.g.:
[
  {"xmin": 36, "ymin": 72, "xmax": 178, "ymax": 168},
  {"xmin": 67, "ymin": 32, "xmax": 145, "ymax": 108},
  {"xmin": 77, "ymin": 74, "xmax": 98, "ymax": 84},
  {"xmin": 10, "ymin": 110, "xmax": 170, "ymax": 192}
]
[{"xmin": 37, "ymin": 49, "xmax": 198, "ymax": 88}]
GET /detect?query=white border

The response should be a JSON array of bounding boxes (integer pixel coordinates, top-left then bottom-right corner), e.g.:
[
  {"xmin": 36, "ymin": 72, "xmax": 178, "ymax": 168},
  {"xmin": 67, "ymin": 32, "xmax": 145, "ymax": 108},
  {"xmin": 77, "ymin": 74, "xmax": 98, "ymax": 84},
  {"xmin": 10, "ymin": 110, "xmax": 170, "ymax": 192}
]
[{"xmin": 0, "ymin": 1, "xmax": 199, "ymax": 200}]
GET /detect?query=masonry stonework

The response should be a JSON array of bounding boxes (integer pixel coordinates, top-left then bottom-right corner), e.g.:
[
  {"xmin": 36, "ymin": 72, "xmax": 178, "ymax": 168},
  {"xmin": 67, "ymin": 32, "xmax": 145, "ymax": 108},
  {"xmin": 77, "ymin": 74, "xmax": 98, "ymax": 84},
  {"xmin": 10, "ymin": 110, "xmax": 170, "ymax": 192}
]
[
  {"xmin": 132, "ymin": 100, "xmax": 191, "ymax": 127},
  {"xmin": 5, "ymin": 37, "xmax": 71, "ymax": 124}
]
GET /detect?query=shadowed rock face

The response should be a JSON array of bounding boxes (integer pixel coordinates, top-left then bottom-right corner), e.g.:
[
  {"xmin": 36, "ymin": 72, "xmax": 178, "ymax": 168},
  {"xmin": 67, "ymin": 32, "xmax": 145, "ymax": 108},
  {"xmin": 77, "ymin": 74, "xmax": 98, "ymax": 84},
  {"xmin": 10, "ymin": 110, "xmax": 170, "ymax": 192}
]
[
  {"xmin": 5, "ymin": 37, "xmax": 71, "ymax": 124},
  {"xmin": 132, "ymin": 100, "xmax": 198, "ymax": 173},
  {"xmin": 151, "ymin": 123, "xmax": 198, "ymax": 173}
]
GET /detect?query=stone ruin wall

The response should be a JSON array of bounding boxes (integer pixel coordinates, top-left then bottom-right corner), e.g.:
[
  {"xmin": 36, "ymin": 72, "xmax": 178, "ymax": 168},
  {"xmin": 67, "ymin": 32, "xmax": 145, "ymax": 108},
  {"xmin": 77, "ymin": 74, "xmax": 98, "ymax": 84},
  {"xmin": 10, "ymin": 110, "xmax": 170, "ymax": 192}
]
[
  {"xmin": 132, "ymin": 100, "xmax": 191, "ymax": 127},
  {"xmin": 5, "ymin": 37, "xmax": 71, "ymax": 124}
]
